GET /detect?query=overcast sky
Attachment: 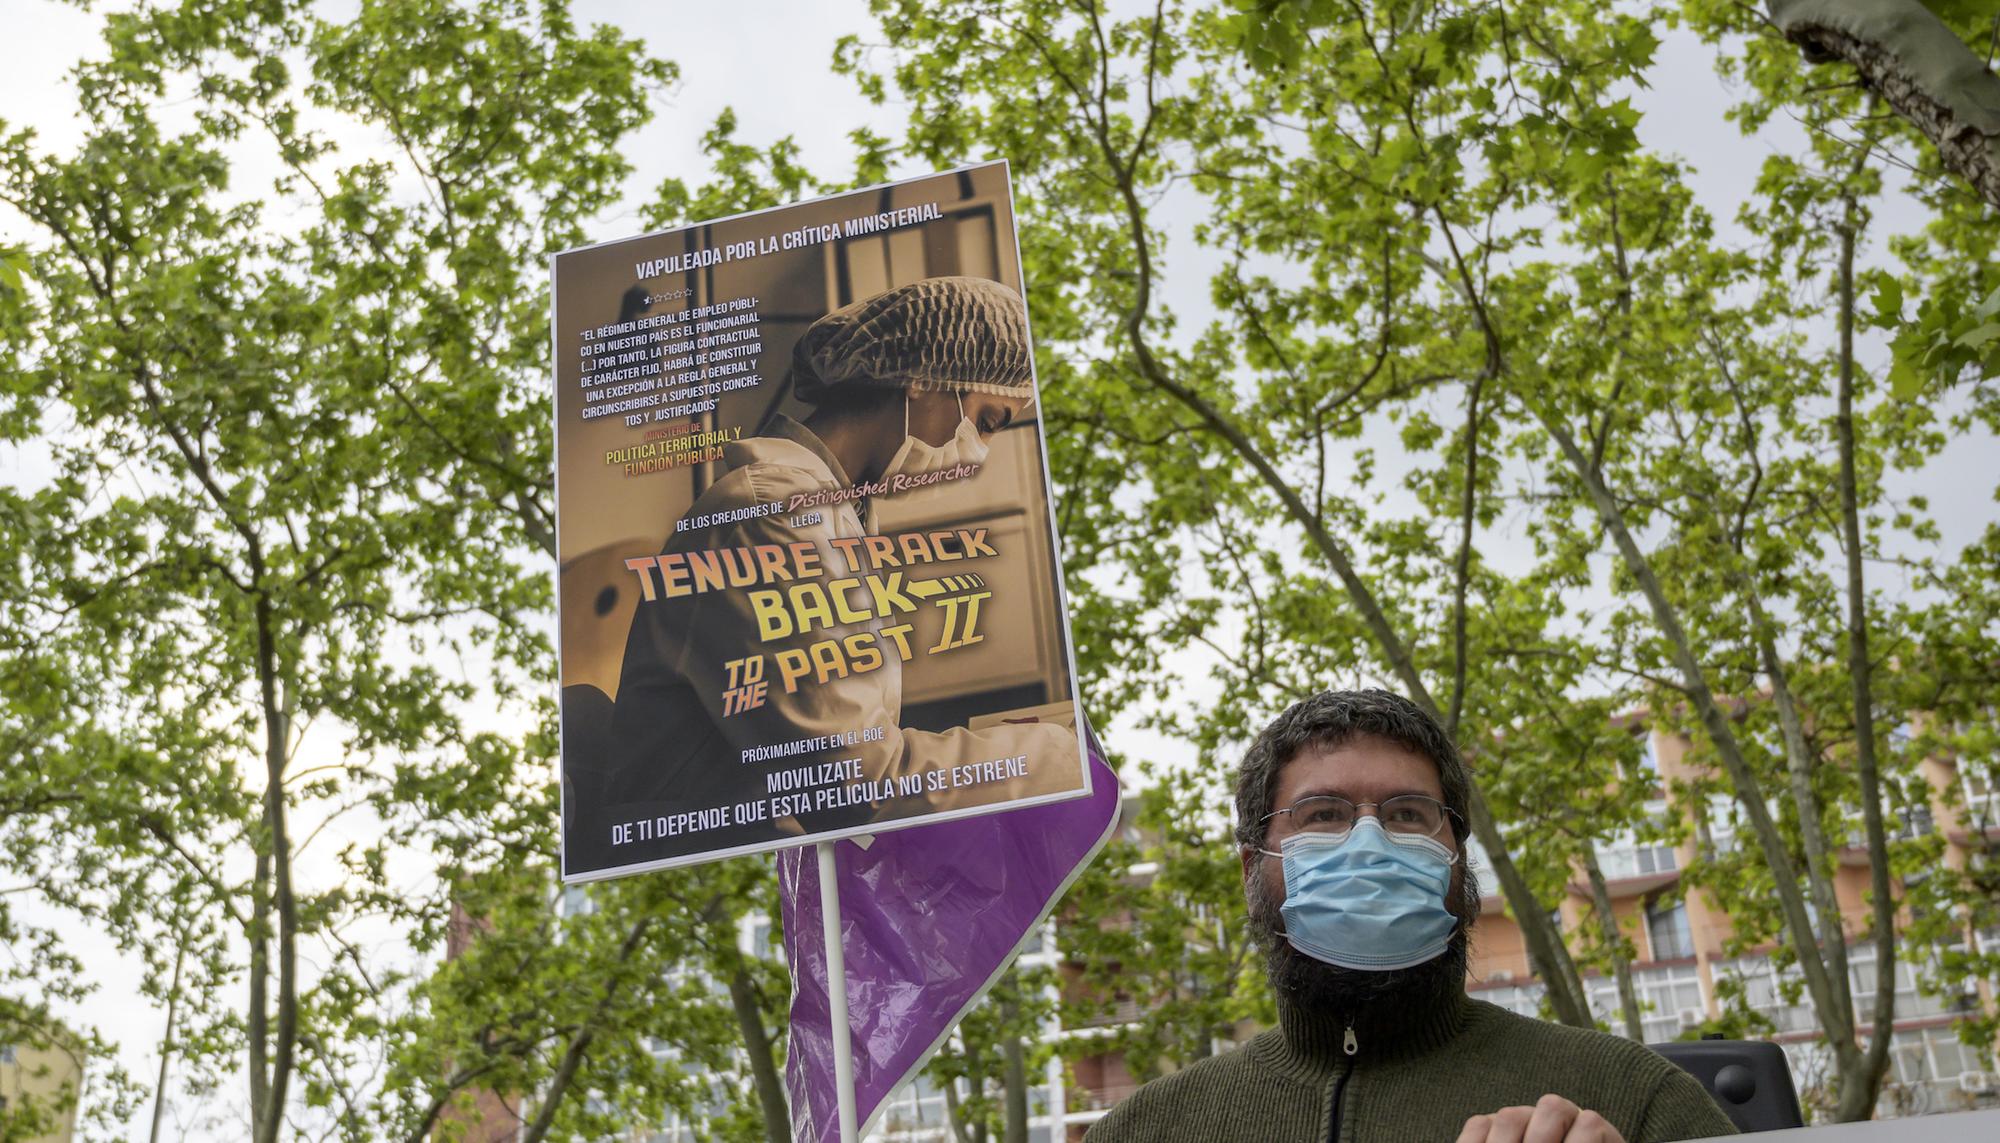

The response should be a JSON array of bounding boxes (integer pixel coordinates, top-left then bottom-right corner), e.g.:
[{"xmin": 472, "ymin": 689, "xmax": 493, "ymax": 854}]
[{"xmin": 4, "ymin": 2, "xmax": 1994, "ymax": 1138}]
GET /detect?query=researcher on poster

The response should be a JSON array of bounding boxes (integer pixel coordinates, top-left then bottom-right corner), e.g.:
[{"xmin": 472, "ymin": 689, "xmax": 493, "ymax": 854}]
[{"xmin": 598, "ymin": 275, "xmax": 1078, "ymax": 854}]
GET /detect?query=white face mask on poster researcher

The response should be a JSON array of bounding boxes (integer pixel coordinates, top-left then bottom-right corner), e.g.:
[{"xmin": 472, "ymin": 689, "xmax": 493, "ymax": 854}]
[{"xmin": 880, "ymin": 389, "xmax": 992, "ymax": 503}]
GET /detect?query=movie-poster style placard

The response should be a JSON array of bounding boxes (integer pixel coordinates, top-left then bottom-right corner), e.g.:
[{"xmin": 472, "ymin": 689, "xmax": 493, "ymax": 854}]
[{"xmin": 554, "ymin": 162, "xmax": 1091, "ymax": 881}]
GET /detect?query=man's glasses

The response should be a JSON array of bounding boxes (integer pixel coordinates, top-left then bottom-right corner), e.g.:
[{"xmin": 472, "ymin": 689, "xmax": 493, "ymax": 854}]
[{"xmin": 1258, "ymin": 794, "xmax": 1458, "ymax": 841}]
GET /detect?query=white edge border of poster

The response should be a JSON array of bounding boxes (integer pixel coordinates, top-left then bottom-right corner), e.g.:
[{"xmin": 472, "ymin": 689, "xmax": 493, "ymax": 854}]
[
  {"xmin": 550, "ymin": 232, "xmax": 569, "ymax": 881},
  {"xmin": 551, "ymin": 159, "xmax": 1097, "ymax": 885}
]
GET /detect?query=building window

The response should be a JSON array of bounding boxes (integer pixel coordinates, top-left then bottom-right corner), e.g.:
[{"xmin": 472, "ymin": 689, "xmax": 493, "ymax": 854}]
[
  {"xmin": 1633, "ymin": 963, "xmax": 1707, "ymax": 1041},
  {"xmin": 1599, "ymin": 833, "xmax": 1677, "ymax": 881},
  {"xmin": 1637, "ymin": 843, "xmax": 1676, "ymax": 876},
  {"xmin": 1018, "ymin": 922, "xmax": 1049, "ymax": 956},
  {"xmin": 1893, "ymin": 802, "xmax": 1936, "ymax": 841},
  {"xmin": 1716, "ymin": 956, "xmax": 1815, "ymax": 1035},
  {"xmin": 1635, "ymin": 734, "xmax": 1664, "ymax": 796},
  {"xmin": 1465, "ymin": 834, "xmax": 1491, "ymax": 876},
  {"xmin": 1888, "ymin": 721, "xmax": 1916, "ymax": 752},
  {"xmin": 1846, "ymin": 945, "xmax": 1936, "ymax": 1018},
  {"xmin": 1645, "ymin": 898, "xmax": 1694, "ymax": 961},
  {"xmin": 1474, "ymin": 982, "xmax": 1547, "ymax": 1018},
  {"xmin": 1700, "ymin": 793, "xmax": 1741, "ymax": 858},
  {"xmin": 1962, "ymin": 767, "xmax": 1997, "ymax": 831},
  {"xmin": 0, "ymin": 1044, "xmax": 13, "ymax": 1064},
  {"xmin": 1890, "ymin": 1025, "xmax": 1982, "ymax": 1087},
  {"xmin": 745, "ymin": 913, "xmax": 776, "ymax": 956}
]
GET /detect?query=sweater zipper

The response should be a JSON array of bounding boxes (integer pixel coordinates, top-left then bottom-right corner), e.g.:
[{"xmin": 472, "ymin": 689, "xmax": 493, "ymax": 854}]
[{"xmin": 1325, "ymin": 1022, "xmax": 1357, "ymax": 1143}]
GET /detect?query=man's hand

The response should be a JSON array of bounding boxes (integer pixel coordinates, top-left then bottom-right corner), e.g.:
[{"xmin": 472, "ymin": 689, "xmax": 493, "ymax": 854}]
[{"xmin": 1457, "ymin": 1094, "xmax": 1627, "ymax": 1143}]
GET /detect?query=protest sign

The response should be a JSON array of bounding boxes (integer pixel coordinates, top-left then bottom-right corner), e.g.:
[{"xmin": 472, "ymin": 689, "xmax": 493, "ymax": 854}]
[{"xmin": 552, "ymin": 161, "xmax": 1093, "ymax": 881}]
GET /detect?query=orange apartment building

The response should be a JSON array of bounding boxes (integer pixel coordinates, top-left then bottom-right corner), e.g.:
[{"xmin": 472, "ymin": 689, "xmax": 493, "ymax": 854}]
[
  {"xmin": 435, "ymin": 903, "xmax": 525, "ymax": 1143},
  {"xmin": 0, "ymin": 1025, "xmax": 84, "ymax": 1143},
  {"xmin": 1458, "ymin": 726, "xmax": 2000, "ymax": 1121}
]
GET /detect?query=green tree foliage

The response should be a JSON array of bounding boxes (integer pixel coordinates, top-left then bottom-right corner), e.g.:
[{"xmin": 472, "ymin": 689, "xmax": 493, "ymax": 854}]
[
  {"xmin": 838, "ymin": 0, "xmax": 2000, "ymax": 1122},
  {"xmin": 0, "ymin": 1, "xmax": 799, "ymax": 1138},
  {"xmin": 916, "ymin": 965, "xmax": 1054, "ymax": 1143},
  {"xmin": 1057, "ymin": 767, "xmax": 1268, "ymax": 1084},
  {"xmin": 1699, "ymin": 1, "xmax": 2000, "ymax": 395},
  {"xmin": 5, "ymin": 0, "xmax": 1997, "ymax": 1137}
]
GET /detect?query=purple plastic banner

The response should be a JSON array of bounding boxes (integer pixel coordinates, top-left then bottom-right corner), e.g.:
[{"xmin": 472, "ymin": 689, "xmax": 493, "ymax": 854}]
[{"xmin": 779, "ymin": 741, "xmax": 1120, "ymax": 1143}]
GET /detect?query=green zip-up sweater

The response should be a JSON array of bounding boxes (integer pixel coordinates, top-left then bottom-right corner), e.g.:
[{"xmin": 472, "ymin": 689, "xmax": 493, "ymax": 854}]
[{"xmin": 1083, "ymin": 991, "xmax": 1737, "ymax": 1143}]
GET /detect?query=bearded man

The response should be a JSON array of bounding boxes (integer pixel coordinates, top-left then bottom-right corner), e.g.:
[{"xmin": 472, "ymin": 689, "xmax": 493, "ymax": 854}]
[{"xmin": 1084, "ymin": 690, "xmax": 1737, "ymax": 1143}]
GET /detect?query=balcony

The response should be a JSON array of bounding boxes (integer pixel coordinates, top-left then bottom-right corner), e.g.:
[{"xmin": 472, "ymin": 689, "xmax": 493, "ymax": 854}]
[
  {"xmin": 1591, "ymin": 840, "xmax": 1680, "ymax": 899},
  {"xmin": 1949, "ymin": 784, "xmax": 1999, "ymax": 841},
  {"xmin": 1080, "ymin": 1083, "xmax": 1139, "ymax": 1111},
  {"xmin": 1600, "ymin": 843, "xmax": 1677, "ymax": 881},
  {"xmin": 1072, "ymin": 996, "xmax": 1146, "ymax": 1029}
]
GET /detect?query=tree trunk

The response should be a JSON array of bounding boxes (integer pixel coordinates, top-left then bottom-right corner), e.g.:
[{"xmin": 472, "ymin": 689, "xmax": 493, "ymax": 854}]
[
  {"xmin": 942, "ymin": 1034, "xmax": 994, "ymax": 1143},
  {"xmin": 521, "ymin": 916, "xmax": 655, "ymax": 1143},
  {"xmin": 1533, "ymin": 408, "xmax": 1860, "ymax": 1070},
  {"xmin": 1769, "ymin": 0, "xmax": 2000, "ymax": 208},
  {"xmin": 1582, "ymin": 844, "xmax": 1645, "ymax": 1041},
  {"xmin": 1831, "ymin": 206, "xmax": 1899, "ymax": 1122},
  {"xmin": 1717, "ymin": 337, "xmax": 1858, "ymax": 1020},
  {"xmin": 253, "ymin": 599, "xmax": 297, "ymax": 1143},
  {"xmin": 248, "ymin": 845, "xmax": 270, "ymax": 1132},
  {"xmin": 727, "ymin": 964, "xmax": 792, "ymax": 1143},
  {"xmin": 1065, "ymin": 11, "xmax": 1594, "ymax": 1030},
  {"xmin": 522, "ymin": 1025, "xmax": 598, "ymax": 1143},
  {"xmin": 148, "ymin": 938, "xmax": 186, "ymax": 1143},
  {"xmin": 1115, "ymin": 293, "xmax": 1590, "ymax": 1028},
  {"xmin": 1751, "ymin": 613, "xmax": 1855, "ymax": 995},
  {"xmin": 942, "ymin": 1076, "xmax": 975, "ymax": 1143},
  {"xmin": 1001, "ymin": 1012, "xmax": 1028, "ymax": 1143}
]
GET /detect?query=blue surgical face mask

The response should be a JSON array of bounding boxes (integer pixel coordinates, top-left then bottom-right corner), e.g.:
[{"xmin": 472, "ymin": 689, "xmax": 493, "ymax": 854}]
[{"xmin": 1269, "ymin": 817, "xmax": 1460, "ymax": 972}]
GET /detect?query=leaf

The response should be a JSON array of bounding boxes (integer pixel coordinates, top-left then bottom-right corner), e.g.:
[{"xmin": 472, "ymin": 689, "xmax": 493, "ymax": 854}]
[
  {"xmin": 0, "ymin": 249, "xmax": 28, "ymax": 291},
  {"xmin": 1888, "ymin": 357, "xmax": 1925, "ymax": 402},
  {"xmin": 1954, "ymin": 322, "xmax": 2000, "ymax": 350},
  {"xmin": 1975, "ymin": 284, "xmax": 2000, "ymax": 322},
  {"xmin": 1865, "ymin": 272, "xmax": 1903, "ymax": 329}
]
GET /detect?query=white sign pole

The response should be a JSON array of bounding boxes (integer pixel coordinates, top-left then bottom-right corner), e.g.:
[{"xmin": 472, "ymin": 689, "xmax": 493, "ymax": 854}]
[{"xmin": 817, "ymin": 840, "xmax": 860, "ymax": 1142}]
